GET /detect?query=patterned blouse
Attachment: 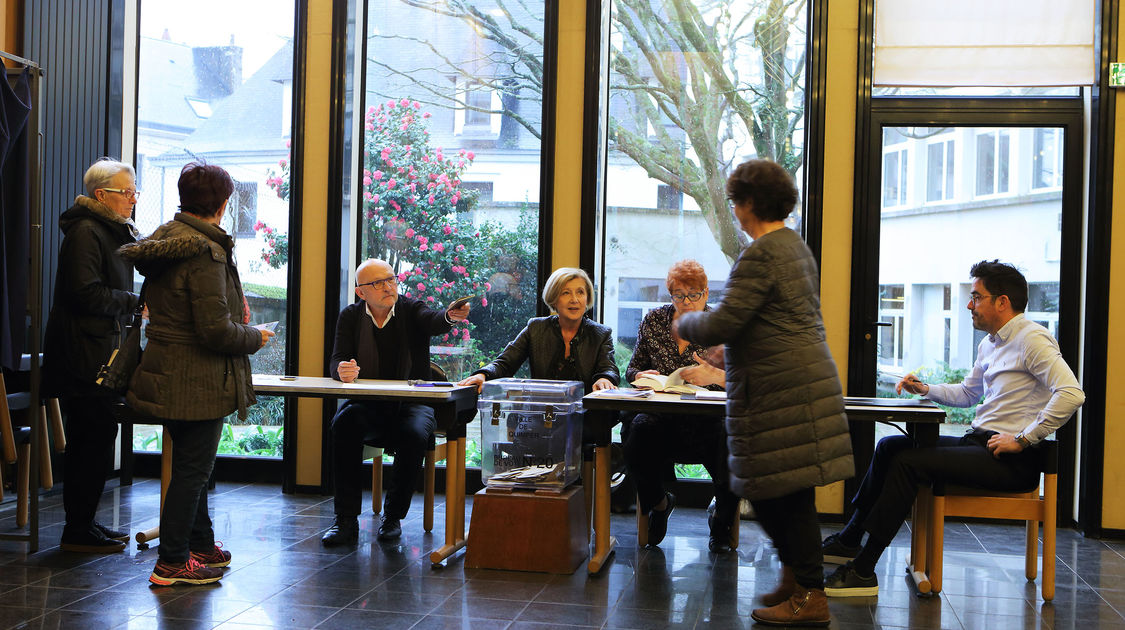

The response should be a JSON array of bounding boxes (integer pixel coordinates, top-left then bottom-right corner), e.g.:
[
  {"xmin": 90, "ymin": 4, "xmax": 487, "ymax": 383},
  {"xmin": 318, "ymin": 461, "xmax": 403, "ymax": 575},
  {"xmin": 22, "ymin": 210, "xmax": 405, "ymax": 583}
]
[{"xmin": 625, "ymin": 303, "xmax": 719, "ymax": 388}]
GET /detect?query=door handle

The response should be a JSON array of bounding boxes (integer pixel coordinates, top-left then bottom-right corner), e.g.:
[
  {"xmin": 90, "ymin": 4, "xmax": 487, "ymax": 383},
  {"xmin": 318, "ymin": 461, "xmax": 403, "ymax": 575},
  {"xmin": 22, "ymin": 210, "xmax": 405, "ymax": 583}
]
[{"xmin": 866, "ymin": 321, "xmax": 891, "ymax": 340}]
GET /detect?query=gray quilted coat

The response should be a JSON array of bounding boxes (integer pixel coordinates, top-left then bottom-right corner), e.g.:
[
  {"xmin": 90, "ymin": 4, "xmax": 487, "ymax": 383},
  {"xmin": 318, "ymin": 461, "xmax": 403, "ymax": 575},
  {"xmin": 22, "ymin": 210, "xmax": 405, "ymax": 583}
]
[
  {"xmin": 117, "ymin": 213, "xmax": 262, "ymax": 421},
  {"xmin": 677, "ymin": 228, "xmax": 854, "ymax": 501}
]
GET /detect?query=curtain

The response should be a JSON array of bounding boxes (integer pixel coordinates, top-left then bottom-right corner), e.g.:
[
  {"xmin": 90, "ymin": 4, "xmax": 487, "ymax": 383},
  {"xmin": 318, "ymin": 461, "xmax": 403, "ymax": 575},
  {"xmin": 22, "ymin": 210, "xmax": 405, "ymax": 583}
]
[{"xmin": 874, "ymin": 0, "xmax": 1095, "ymax": 87}]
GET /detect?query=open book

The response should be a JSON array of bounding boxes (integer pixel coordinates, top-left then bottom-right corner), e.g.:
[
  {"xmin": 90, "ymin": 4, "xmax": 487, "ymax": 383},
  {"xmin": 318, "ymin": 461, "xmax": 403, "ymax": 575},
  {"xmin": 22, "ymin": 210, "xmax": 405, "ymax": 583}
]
[{"xmin": 631, "ymin": 366, "xmax": 706, "ymax": 394}]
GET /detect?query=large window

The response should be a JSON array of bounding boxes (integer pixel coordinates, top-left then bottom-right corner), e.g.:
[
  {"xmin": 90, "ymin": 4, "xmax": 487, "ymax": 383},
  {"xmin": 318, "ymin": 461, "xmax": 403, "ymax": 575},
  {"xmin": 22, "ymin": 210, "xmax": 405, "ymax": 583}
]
[
  {"xmin": 975, "ymin": 129, "xmax": 1011, "ymax": 197},
  {"xmin": 132, "ymin": 1, "xmax": 295, "ymax": 458},
  {"xmin": 360, "ymin": 0, "xmax": 548, "ymax": 466},
  {"xmin": 595, "ymin": 0, "xmax": 808, "ymax": 367}
]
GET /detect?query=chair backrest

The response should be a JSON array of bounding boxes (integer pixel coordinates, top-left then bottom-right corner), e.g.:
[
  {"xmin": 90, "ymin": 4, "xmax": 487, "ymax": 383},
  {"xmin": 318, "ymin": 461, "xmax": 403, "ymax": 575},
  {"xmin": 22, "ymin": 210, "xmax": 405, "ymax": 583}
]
[{"xmin": 430, "ymin": 362, "xmax": 447, "ymax": 382}]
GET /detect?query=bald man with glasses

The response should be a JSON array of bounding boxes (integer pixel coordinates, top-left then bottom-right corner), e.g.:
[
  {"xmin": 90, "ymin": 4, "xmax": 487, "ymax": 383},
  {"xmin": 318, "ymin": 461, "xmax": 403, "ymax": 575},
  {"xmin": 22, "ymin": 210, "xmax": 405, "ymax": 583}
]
[{"xmin": 321, "ymin": 259, "xmax": 470, "ymax": 546}]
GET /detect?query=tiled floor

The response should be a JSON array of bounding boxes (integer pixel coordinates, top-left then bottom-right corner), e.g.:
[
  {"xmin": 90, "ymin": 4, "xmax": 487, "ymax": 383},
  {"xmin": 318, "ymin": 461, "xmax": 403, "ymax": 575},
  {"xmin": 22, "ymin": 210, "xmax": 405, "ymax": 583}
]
[{"xmin": 2, "ymin": 479, "xmax": 1125, "ymax": 629}]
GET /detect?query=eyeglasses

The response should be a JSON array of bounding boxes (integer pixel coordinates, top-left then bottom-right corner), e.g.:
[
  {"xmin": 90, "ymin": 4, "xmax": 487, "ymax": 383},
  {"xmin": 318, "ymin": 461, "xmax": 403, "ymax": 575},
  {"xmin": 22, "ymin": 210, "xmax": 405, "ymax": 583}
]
[
  {"xmin": 100, "ymin": 188, "xmax": 140, "ymax": 200},
  {"xmin": 358, "ymin": 275, "xmax": 398, "ymax": 290},
  {"xmin": 969, "ymin": 292, "xmax": 999, "ymax": 306},
  {"xmin": 671, "ymin": 291, "xmax": 705, "ymax": 303}
]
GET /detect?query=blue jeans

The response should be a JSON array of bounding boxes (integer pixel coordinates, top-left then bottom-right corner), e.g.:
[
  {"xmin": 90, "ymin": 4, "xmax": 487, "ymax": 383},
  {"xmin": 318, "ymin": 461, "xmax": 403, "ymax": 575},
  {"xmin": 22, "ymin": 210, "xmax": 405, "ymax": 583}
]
[{"xmin": 157, "ymin": 418, "xmax": 222, "ymax": 564}]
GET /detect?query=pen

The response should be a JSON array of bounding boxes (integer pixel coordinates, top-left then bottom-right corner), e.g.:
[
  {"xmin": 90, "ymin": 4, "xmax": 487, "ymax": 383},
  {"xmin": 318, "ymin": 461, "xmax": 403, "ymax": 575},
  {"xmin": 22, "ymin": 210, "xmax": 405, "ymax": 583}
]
[{"xmin": 408, "ymin": 381, "xmax": 453, "ymax": 387}]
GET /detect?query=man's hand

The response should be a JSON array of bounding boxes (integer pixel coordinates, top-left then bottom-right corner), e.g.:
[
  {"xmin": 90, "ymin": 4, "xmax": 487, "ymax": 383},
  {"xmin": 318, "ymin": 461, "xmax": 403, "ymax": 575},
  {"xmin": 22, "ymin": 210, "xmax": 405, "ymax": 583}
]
[
  {"xmin": 896, "ymin": 373, "xmax": 929, "ymax": 396},
  {"xmin": 592, "ymin": 378, "xmax": 615, "ymax": 392},
  {"xmin": 635, "ymin": 369, "xmax": 660, "ymax": 378},
  {"xmin": 457, "ymin": 373, "xmax": 487, "ymax": 393},
  {"xmin": 447, "ymin": 302, "xmax": 471, "ymax": 322},
  {"xmin": 337, "ymin": 358, "xmax": 360, "ymax": 383},
  {"xmin": 987, "ymin": 432, "xmax": 1024, "ymax": 458},
  {"xmin": 259, "ymin": 329, "xmax": 275, "ymax": 349}
]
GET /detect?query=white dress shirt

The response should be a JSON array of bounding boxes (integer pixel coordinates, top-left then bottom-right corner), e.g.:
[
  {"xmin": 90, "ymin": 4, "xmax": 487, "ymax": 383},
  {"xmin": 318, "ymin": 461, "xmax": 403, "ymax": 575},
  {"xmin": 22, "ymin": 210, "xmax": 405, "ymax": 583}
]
[{"xmin": 925, "ymin": 313, "xmax": 1084, "ymax": 445}]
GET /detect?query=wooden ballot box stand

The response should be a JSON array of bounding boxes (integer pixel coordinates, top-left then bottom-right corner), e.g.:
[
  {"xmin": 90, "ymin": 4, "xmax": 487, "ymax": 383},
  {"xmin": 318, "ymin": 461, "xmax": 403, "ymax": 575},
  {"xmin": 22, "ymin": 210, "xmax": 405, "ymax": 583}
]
[{"xmin": 464, "ymin": 484, "xmax": 588, "ymax": 574}]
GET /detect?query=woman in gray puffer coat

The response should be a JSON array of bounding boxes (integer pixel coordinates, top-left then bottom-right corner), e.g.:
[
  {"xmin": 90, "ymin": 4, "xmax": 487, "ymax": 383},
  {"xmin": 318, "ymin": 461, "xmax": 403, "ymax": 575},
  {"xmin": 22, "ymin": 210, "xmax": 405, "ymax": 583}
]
[
  {"xmin": 118, "ymin": 162, "xmax": 273, "ymax": 586},
  {"xmin": 676, "ymin": 159, "xmax": 853, "ymax": 628}
]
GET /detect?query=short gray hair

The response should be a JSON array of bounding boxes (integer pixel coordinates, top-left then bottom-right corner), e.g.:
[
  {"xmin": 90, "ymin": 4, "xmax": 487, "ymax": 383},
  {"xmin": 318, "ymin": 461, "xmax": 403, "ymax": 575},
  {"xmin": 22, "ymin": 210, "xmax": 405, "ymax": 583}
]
[
  {"xmin": 83, "ymin": 158, "xmax": 136, "ymax": 197},
  {"xmin": 542, "ymin": 267, "xmax": 595, "ymax": 313}
]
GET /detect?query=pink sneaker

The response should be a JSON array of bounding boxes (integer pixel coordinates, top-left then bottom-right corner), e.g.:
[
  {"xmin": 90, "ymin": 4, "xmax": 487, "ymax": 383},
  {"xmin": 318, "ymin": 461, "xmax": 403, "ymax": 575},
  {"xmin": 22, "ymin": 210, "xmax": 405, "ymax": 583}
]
[{"xmin": 189, "ymin": 542, "xmax": 231, "ymax": 568}]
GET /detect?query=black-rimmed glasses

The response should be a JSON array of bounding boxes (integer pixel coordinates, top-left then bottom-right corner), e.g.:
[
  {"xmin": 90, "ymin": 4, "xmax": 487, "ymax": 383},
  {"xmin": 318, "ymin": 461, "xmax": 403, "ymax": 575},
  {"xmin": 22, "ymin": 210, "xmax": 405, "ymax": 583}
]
[
  {"xmin": 968, "ymin": 292, "xmax": 998, "ymax": 306},
  {"xmin": 671, "ymin": 291, "xmax": 705, "ymax": 303},
  {"xmin": 358, "ymin": 275, "xmax": 398, "ymax": 290}
]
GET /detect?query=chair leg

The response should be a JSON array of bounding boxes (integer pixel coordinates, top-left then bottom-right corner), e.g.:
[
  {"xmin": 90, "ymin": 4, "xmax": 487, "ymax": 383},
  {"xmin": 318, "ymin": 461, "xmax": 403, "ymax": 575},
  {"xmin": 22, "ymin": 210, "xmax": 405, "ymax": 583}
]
[
  {"xmin": 424, "ymin": 445, "xmax": 440, "ymax": 533},
  {"xmin": 729, "ymin": 507, "xmax": 740, "ymax": 549},
  {"xmin": 912, "ymin": 486, "xmax": 930, "ymax": 578},
  {"xmin": 582, "ymin": 459, "xmax": 594, "ymax": 542},
  {"xmin": 47, "ymin": 399, "xmax": 66, "ymax": 452},
  {"xmin": 1025, "ymin": 520, "xmax": 1038, "ymax": 581},
  {"xmin": 0, "ymin": 457, "xmax": 4, "ymax": 502},
  {"xmin": 17, "ymin": 442, "xmax": 29, "ymax": 528},
  {"xmin": 37, "ymin": 406, "xmax": 52, "ymax": 490},
  {"xmin": 927, "ymin": 493, "xmax": 944, "ymax": 594},
  {"xmin": 636, "ymin": 494, "xmax": 648, "ymax": 547},
  {"xmin": 1043, "ymin": 475, "xmax": 1057, "ymax": 601},
  {"xmin": 371, "ymin": 455, "xmax": 383, "ymax": 515}
]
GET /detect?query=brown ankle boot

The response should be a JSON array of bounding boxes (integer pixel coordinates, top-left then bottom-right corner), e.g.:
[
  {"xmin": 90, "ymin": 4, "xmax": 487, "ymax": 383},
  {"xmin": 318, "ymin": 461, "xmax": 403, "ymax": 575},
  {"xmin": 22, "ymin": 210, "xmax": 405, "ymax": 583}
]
[
  {"xmin": 758, "ymin": 565, "xmax": 796, "ymax": 606},
  {"xmin": 750, "ymin": 584, "xmax": 830, "ymax": 627}
]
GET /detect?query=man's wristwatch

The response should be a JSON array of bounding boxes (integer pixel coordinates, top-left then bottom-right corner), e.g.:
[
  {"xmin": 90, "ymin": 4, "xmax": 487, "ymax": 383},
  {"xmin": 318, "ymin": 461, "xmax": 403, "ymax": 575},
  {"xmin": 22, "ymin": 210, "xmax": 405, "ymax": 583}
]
[{"xmin": 1014, "ymin": 432, "xmax": 1032, "ymax": 449}]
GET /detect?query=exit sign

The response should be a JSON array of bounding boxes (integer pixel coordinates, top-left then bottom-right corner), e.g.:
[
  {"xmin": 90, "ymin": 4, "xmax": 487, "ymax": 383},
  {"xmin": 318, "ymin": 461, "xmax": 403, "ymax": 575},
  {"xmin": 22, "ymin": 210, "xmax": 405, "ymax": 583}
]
[{"xmin": 1112, "ymin": 63, "xmax": 1125, "ymax": 87}]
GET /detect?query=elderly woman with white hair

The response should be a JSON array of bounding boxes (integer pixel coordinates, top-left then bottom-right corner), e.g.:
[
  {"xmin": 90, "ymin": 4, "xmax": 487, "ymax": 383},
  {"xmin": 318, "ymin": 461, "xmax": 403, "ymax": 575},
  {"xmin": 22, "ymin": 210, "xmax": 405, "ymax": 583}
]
[
  {"xmin": 43, "ymin": 158, "xmax": 141, "ymax": 553},
  {"xmin": 458, "ymin": 267, "xmax": 618, "ymax": 393}
]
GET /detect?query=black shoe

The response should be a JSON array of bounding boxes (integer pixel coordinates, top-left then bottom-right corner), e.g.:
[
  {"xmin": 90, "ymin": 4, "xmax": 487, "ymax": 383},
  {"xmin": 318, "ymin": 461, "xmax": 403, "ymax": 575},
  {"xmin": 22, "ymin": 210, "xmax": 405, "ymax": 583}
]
[
  {"xmin": 93, "ymin": 521, "xmax": 130, "ymax": 543},
  {"xmin": 377, "ymin": 517, "xmax": 402, "ymax": 541},
  {"xmin": 707, "ymin": 513, "xmax": 732, "ymax": 554},
  {"xmin": 824, "ymin": 562, "xmax": 879, "ymax": 597},
  {"xmin": 60, "ymin": 525, "xmax": 126, "ymax": 553},
  {"xmin": 321, "ymin": 516, "xmax": 359, "ymax": 547},
  {"xmin": 646, "ymin": 492, "xmax": 675, "ymax": 547},
  {"xmin": 822, "ymin": 532, "xmax": 861, "ymax": 565}
]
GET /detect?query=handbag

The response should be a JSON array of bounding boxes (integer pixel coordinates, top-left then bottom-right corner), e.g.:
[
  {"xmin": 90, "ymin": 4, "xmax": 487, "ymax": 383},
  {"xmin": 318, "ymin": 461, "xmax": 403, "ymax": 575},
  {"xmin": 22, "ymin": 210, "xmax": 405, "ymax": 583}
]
[{"xmin": 95, "ymin": 282, "xmax": 146, "ymax": 394}]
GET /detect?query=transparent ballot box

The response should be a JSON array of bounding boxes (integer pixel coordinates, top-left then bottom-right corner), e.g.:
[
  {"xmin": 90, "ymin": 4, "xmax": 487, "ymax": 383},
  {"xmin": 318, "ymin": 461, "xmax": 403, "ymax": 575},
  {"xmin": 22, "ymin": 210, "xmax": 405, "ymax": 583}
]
[{"xmin": 478, "ymin": 378, "xmax": 584, "ymax": 490}]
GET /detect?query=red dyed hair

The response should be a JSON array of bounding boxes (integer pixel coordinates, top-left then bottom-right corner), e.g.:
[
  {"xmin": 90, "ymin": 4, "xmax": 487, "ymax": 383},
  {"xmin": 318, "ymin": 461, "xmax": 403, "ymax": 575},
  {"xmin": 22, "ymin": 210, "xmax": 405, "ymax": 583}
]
[{"xmin": 665, "ymin": 259, "xmax": 708, "ymax": 293}]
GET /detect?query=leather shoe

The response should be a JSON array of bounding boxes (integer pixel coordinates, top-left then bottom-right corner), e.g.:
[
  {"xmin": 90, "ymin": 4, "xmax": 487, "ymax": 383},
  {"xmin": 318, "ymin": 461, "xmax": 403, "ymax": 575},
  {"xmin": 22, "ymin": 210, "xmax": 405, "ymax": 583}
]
[
  {"xmin": 377, "ymin": 517, "xmax": 402, "ymax": 541},
  {"xmin": 94, "ymin": 521, "xmax": 130, "ymax": 543},
  {"xmin": 60, "ymin": 525, "xmax": 126, "ymax": 553},
  {"xmin": 321, "ymin": 516, "xmax": 359, "ymax": 547},
  {"xmin": 646, "ymin": 492, "xmax": 675, "ymax": 547}
]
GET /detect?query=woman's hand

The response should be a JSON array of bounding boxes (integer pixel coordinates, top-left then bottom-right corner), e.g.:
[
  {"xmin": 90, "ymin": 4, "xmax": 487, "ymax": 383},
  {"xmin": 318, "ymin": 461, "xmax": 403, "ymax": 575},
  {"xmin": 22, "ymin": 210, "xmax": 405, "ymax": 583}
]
[
  {"xmin": 592, "ymin": 378, "xmax": 615, "ymax": 391},
  {"xmin": 458, "ymin": 373, "xmax": 487, "ymax": 393},
  {"xmin": 259, "ymin": 329, "xmax": 275, "ymax": 349},
  {"xmin": 635, "ymin": 369, "xmax": 660, "ymax": 377},
  {"xmin": 681, "ymin": 352, "xmax": 725, "ymax": 387}
]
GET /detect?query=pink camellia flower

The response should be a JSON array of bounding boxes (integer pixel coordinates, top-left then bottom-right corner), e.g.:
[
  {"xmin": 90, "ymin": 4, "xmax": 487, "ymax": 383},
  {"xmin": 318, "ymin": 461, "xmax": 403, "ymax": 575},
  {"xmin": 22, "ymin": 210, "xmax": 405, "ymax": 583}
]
[
  {"xmin": 363, "ymin": 176, "xmax": 372, "ymax": 186},
  {"xmin": 371, "ymin": 194, "xmax": 380, "ymax": 204},
  {"xmin": 443, "ymin": 333, "xmax": 449, "ymax": 341},
  {"xmin": 386, "ymin": 231, "xmax": 396, "ymax": 240},
  {"xmin": 386, "ymin": 179, "xmax": 397, "ymax": 189},
  {"xmin": 422, "ymin": 112, "xmax": 431, "ymax": 118},
  {"xmin": 368, "ymin": 105, "xmax": 377, "ymax": 114},
  {"xmin": 405, "ymin": 228, "xmax": 415, "ymax": 238},
  {"xmin": 285, "ymin": 139, "xmax": 291, "ymax": 148},
  {"xmin": 481, "ymin": 296, "xmax": 489, "ymax": 307},
  {"xmin": 387, "ymin": 100, "xmax": 396, "ymax": 108},
  {"xmin": 400, "ymin": 98, "xmax": 409, "ymax": 107},
  {"xmin": 365, "ymin": 210, "xmax": 374, "ymax": 220},
  {"xmin": 485, "ymin": 282, "xmax": 492, "ymax": 291},
  {"xmin": 254, "ymin": 221, "xmax": 264, "ymax": 230},
  {"xmin": 417, "ymin": 235, "xmax": 428, "ymax": 245},
  {"xmin": 412, "ymin": 101, "xmax": 421, "ymax": 109},
  {"xmin": 279, "ymin": 159, "xmax": 287, "ymax": 167},
  {"xmin": 363, "ymin": 191, "xmax": 372, "ymax": 200},
  {"xmin": 432, "ymin": 243, "xmax": 444, "ymax": 253},
  {"xmin": 389, "ymin": 200, "xmax": 401, "ymax": 211},
  {"xmin": 398, "ymin": 271, "xmax": 408, "ymax": 281},
  {"xmin": 373, "ymin": 170, "xmax": 383, "ymax": 180},
  {"xmin": 451, "ymin": 193, "xmax": 461, "ymax": 205},
  {"xmin": 419, "ymin": 244, "xmax": 428, "ymax": 251},
  {"xmin": 417, "ymin": 283, "xmax": 426, "ymax": 291},
  {"xmin": 467, "ymin": 151, "xmax": 475, "ymax": 160},
  {"xmin": 435, "ymin": 287, "xmax": 442, "ymax": 294},
  {"xmin": 442, "ymin": 225, "xmax": 452, "ymax": 235},
  {"xmin": 462, "ymin": 329, "xmax": 470, "ymax": 340},
  {"xmin": 364, "ymin": 123, "xmax": 374, "ymax": 131},
  {"xmin": 455, "ymin": 244, "xmax": 464, "ymax": 252}
]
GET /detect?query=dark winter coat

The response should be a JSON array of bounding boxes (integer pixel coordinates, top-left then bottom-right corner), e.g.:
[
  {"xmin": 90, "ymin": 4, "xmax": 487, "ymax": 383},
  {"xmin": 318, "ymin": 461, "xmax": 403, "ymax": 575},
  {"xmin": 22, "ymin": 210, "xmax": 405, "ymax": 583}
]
[
  {"xmin": 473, "ymin": 315, "xmax": 619, "ymax": 393},
  {"xmin": 43, "ymin": 196, "xmax": 139, "ymax": 398},
  {"xmin": 677, "ymin": 228, "xmax": 854, "ymax": 501},
  {"xmin": 117, "ymin": 213, "xmax": 261, "ymax": 421},
  {"xmin": 328, "ymin": 297, "xmax": 453, "ymax": 384}
]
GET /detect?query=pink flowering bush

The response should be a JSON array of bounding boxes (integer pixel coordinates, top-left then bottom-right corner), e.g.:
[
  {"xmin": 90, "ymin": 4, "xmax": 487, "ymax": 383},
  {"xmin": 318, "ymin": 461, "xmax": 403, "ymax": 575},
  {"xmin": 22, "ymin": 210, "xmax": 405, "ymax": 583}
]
[{"xmin": 253, "ymin": 220, "xmax": 289, "ymax": 270}]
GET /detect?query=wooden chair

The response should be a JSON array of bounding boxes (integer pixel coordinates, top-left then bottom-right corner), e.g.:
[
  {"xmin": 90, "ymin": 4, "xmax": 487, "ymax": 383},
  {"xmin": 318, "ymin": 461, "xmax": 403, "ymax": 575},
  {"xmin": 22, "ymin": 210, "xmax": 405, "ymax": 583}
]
[
  {"xmin": 925, "ymin": 440, "xmax": 1058, "ymax": 600},
  {"xmin": 365, "ymin": 362, "xmax": 452, "ymax": 533},
  {"xmin": 1, "ymin": 374, "xmax": 65, "ymax": 528},
  {"xmin": 635, "ymin": 460, "xmax": 740, "ymax": 549}
]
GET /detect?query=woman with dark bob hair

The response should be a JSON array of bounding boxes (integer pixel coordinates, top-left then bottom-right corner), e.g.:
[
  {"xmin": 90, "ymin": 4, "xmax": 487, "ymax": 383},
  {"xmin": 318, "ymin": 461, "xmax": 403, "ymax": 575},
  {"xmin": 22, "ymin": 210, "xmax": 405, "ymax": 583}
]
[
  {"xmin": 622, "ymin": 259, "xmax": 738, "ymax": 553},
  {"xmin": 120, "ymin": 162, "xmax": 274, "ymax": 586},
  {"xmin": 675, "ymin": 159, "xmax": 853, "ymax": 626}
]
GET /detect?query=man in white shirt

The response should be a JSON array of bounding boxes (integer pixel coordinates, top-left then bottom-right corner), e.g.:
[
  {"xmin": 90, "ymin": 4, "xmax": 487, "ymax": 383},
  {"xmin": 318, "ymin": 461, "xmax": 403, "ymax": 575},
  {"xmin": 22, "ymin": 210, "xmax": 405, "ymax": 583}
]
[{"xmin": 821, "ymin": 260, "xmax": 1084, "ymax": 597}]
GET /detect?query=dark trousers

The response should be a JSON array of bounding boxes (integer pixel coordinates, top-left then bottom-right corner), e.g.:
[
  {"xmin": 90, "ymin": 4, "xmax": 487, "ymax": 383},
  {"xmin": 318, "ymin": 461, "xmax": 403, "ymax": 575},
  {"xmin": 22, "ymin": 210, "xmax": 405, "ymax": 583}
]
[
  {"xmin": 330, "ymin": 400, "xmax": 435, "ymax": 520},
  {"xmin": 61, "ymin": 395, "xmax": 119, "ymax": 533},
  {"xmin": 752, "ymin": 487, "xmax": 824, "ymax": 589},
  {"xmin": 158, "ymin": 418, "xmax": 222, "ymax": 564},
  {"xmin": 623, "ymin": 412, "xmax": 739, "ymax": 523},
  {"xmin": 853, "ymin": 432, "xmax": 1041, "ymax": 547}
]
